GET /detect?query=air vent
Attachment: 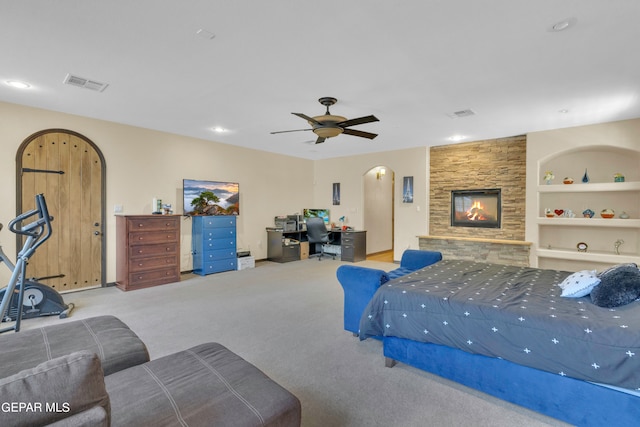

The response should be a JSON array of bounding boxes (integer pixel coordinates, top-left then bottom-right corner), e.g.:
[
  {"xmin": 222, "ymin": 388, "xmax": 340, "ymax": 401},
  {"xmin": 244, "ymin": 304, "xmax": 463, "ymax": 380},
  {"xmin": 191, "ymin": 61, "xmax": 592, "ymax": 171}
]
[
  {"xmin": 447, "ymin": 109, "xmax": 476, "ymax": 118},
  {"xmin": 63, "ymin": 74, "xmax": 109, "ymax": 92}
]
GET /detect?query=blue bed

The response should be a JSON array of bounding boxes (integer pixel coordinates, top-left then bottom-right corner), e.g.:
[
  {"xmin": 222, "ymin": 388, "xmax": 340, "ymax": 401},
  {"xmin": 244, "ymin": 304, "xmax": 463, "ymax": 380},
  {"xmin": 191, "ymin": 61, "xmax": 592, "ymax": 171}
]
[{"xmin": 357, "ymin": 259, "xmax": 640, "ymax": 426}]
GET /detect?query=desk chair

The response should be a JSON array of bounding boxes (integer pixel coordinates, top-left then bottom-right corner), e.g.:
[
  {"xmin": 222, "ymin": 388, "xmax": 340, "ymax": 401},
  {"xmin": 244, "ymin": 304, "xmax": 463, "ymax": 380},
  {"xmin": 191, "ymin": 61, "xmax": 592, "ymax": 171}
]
[{"xmin": 306, "ymin": 217, "xmax": 334, "ymax": 260}]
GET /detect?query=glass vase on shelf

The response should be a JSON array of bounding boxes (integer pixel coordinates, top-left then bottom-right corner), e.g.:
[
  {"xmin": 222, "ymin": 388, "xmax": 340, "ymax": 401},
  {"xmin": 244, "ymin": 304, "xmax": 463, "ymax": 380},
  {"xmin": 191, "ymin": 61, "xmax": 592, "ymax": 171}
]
[{"xmin": 543, "ymin": 171, "xmax": 554, "ymax": 185}]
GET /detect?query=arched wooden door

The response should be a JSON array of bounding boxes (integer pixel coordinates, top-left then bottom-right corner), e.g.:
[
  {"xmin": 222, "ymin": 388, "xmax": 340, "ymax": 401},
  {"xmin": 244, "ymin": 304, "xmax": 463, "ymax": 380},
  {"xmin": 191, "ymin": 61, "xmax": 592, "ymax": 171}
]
[{"xmin": 17, "ymin": 129, "xmax": 105, "ymax": 292}]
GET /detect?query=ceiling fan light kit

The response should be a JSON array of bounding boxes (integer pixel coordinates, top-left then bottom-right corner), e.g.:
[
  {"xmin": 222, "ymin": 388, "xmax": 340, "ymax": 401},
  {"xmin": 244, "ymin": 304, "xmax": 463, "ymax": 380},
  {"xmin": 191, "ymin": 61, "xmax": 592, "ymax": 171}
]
[{"xmin": 271, "ymin": 97, "xmax": 379, "ymax": 144}]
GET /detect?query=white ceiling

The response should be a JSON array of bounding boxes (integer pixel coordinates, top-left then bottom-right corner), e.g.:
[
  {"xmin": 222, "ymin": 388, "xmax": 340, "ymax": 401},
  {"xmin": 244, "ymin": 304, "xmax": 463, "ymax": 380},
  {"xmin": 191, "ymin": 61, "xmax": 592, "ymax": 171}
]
[{"xmin": 1, "ymin": 1, "xmax": 639, "ymax": 160}]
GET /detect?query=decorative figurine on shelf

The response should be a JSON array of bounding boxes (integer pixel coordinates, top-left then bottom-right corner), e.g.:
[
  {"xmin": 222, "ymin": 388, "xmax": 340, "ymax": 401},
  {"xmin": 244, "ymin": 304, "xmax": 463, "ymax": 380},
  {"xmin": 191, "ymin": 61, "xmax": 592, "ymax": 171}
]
[
  {"xmin": 563, "ymin": 177, "xmax": 574, "ymax": 184},
  {"xmin": 614, "ymin": 173, "xmax": 625, "ymax": 182},
  {"xmin": 543, "ymin": 171, "xmax": 555, "ymax": 185},
  {"xmin": 582, "ymin": 168, "xmax": 590, "ymax": 183},
  {"xmin": 582, "ymin": 208, "xmax": 595, "ymax": 218},
  {"xmin": 619, "ymin": 211, "xmax": 630, "ymax": 219},
  {"xmin": 600, "ymin": 208, "xmax": 615, "ymax": 219},
  {"xmin": 545, "ymin": 208, "xmax": 554, "ymax": 218},
  {"xmin": 614, "ymin": 239, "xmax": 624, "ymax": 255}
]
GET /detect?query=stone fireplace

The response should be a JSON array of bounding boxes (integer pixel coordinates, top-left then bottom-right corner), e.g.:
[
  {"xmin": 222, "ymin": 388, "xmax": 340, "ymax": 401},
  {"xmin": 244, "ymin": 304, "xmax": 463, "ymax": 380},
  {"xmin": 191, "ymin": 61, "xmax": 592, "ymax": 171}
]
[{"xmin": 420, "ymin": 136, "xmax": 531, "ymax": 266}]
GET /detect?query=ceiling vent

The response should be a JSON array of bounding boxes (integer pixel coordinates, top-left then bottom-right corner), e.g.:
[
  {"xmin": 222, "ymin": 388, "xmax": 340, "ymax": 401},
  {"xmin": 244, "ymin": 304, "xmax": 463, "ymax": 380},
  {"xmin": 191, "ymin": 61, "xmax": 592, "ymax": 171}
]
[
  {"xmin": 63, "ymin": 74, "xmax": 109, "ymax": 92},
  {"xmin": 447, "ymin": 109, "xmax": 476, "ymax": 118}
]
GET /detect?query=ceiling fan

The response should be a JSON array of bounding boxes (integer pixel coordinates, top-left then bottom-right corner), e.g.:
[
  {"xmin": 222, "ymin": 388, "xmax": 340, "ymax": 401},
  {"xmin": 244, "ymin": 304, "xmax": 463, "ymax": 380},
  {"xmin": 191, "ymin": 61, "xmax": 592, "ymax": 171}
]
[{"xmin": 271, "ymin": 97, "xmax": 379, "ymax": 144}]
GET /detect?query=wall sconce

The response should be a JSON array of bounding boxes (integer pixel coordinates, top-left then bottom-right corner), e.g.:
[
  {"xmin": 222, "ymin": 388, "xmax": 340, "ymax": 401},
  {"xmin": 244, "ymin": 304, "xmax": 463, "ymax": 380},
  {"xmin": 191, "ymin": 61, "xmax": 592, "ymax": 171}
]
[{"xmin": 376, "ymin": 168, "xmax": 386, "ymax": 180}]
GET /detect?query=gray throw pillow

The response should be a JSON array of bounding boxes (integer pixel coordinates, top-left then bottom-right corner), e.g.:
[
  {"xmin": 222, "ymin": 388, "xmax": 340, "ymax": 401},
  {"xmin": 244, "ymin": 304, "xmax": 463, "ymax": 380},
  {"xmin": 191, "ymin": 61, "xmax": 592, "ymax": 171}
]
[
  {"xmin": 0, "ymin": 351, "xmax": 110, "ymax": 427},
  {"xmin": 590, "ymin": 265, "xmax": 640, "ymax": 308}
]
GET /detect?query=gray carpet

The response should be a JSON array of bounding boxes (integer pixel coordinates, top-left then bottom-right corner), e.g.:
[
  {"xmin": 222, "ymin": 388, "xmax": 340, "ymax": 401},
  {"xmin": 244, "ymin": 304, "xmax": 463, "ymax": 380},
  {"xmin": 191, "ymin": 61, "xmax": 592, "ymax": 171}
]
[{"xmin": 23, "ymin": 259, "xmax": 568, "ymax": 427}]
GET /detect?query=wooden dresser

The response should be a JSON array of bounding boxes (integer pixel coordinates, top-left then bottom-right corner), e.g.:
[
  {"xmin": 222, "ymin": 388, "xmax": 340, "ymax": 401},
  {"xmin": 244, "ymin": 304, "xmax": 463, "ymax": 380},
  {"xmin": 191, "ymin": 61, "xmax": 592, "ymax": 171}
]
[{"xmin": 116, "ymin": 215, "xmax": 181, "ymax": 291}]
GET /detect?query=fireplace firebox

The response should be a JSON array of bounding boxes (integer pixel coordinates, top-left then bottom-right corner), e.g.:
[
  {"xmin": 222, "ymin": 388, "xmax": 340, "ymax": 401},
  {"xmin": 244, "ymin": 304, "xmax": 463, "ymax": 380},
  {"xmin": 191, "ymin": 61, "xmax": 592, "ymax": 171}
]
[{"xmin": 451, "ymin": 189, "xmax": 501, "ymax": 228}]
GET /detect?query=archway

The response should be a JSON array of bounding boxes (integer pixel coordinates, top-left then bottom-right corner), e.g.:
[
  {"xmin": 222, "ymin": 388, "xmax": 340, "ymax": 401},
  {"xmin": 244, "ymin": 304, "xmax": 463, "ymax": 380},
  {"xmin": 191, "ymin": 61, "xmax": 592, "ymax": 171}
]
[{"xmin": 363, "ymin": 165, "xmax": 394, "ymax": 256}]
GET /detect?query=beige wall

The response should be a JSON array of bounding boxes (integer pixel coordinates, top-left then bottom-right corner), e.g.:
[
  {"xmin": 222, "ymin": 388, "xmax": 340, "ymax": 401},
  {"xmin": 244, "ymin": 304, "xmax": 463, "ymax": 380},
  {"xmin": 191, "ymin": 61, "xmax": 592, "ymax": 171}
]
[
  {"xmin": 0, "ymin": 101, "xmax": 314, "ymax": 284},
  {"xmin": 2, "ymin": 100, "xmax": 638, "ymax": 286},
  {"xmin": 313, "ymin": 147, "xmax": 429, "ymax": 261}
]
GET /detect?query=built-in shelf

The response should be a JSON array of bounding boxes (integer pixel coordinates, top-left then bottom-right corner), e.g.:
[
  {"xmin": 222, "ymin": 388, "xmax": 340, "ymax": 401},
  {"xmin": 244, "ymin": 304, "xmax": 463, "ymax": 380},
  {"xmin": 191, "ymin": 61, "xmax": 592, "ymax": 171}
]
[
  {"xmin": 536, "ymin": 147, "xmax": 640, "ymax": 271},
  {"xmin": 536, "ymin": 248, "xmax": 640, "ymax": 264},
  {"xmin": 537, "ymin": 218, "xmax": 640, "ymax": 227},
  {"xmin": 538, "ymin": 182, "xmax": 640, "ymax": 193}
]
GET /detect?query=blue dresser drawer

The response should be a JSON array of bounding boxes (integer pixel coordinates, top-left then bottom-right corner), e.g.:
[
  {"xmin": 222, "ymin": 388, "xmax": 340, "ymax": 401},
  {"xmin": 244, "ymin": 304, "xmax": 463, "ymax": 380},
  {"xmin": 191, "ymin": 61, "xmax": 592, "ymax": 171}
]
[
  {"xmin": 199, "ymin": 248, "xmax": 236, "ymax": 260},
  {"xmin": 202, "ymin": 227, "xmax": 236, "ymax": 239},
  {"xmin": 201, "ymin": 238, "xmax": 236, "ymax": 251},
  {"xmin": 194, "ymin": 259, "xmax": 237, "ymax": 275},
  {"xmin": 201, "ymin": 217, "xmax": 236, "ymax": 229}
]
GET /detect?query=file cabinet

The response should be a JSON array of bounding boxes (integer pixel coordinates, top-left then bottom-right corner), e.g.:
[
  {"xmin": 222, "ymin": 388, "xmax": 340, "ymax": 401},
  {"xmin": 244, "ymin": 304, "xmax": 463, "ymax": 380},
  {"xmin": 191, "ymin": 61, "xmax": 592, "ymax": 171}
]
[{"xmin": 192, "ymin": 216, "xmax": 237, "ymax": 275}]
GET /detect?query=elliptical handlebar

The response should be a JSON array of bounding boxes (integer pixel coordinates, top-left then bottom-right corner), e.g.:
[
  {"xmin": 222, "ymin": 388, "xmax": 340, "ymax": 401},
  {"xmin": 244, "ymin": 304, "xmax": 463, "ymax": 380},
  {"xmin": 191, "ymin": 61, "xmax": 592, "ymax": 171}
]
[{"xmin": 8, "ymin": 194, "xmax": 53, "ymax": 258}]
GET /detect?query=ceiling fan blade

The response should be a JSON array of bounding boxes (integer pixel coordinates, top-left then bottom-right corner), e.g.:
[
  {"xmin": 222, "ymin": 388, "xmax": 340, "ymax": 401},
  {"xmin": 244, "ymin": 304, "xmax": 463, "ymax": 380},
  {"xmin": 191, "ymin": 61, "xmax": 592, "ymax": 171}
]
[
  {"xmin": 270, "ymin": 128, "xmax": 313, "ymax": 135},
  {"xmin": 292, "ymin": 112, "xmax": 322, "ymax": 125},
  {"xmin": 337, "ymin": 115, "xmax": 379, "ymax": 128},
  {"xmin": 342, "ymin": 128, "xmax": 378, "ymax": 140},
  {"xmin": 315, "ymin": 136, "xmax": 326, "ymax": 144}
]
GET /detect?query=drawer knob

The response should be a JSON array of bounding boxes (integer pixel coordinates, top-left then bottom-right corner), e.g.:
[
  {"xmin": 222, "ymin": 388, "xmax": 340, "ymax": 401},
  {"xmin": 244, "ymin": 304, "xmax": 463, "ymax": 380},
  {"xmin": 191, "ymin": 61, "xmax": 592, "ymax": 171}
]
[{"xmin": 138, "ymin": 224, "xmax": 144, "ymax": 227}]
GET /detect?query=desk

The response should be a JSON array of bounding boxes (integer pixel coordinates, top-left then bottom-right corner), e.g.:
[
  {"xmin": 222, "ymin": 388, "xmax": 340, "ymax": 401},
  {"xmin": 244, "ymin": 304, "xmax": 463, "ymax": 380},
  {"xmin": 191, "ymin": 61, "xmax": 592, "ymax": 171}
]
[{"xmin": 266, "ymin": 228, "xmax": 366, "ymax": 263}]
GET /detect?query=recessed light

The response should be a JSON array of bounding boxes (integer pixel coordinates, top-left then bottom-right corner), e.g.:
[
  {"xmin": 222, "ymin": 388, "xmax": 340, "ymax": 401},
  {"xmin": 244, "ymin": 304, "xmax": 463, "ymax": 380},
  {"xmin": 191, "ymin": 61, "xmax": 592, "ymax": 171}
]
[
  {"xmin": 548, "ymin": 17, "xmax": 577, "ymax": 32},
  {"xmin": 212, "ymin": 127, "xmax": 227, "ymax": 133},
  {"xmin": 448, "ymin": 135, "xmax": 466, "ymax": 142},
  {"xmin": 6, "ymin": 80, "xmax": 31, "ymax": 89},
  {"xmin": 559, "ymin": 109, "xmax": 569, "ymax": 114}
]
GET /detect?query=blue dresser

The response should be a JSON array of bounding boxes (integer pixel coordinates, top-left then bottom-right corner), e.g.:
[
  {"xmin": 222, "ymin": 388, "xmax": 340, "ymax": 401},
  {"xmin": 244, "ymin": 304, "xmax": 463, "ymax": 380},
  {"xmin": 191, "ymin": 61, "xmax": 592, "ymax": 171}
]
[{"xmin": 192, "ymin": 216, "xmax": 237, "ymax": 275}]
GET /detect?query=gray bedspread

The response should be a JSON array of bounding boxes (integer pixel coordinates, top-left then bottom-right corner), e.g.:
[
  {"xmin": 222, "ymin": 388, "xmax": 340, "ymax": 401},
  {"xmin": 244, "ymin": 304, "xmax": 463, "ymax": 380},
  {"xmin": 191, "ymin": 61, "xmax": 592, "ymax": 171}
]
[{"xmin": 359, "ymin": 260, "xmax": 640, "ymax": 391}]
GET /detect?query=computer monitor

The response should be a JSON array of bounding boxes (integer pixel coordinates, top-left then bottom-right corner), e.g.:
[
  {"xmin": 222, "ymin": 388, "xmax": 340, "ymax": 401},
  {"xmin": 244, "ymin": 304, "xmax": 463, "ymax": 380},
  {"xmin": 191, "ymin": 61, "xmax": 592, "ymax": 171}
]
[{"xmin": 303, "ymin": 208, "xmax": 330, "ymax": 226}]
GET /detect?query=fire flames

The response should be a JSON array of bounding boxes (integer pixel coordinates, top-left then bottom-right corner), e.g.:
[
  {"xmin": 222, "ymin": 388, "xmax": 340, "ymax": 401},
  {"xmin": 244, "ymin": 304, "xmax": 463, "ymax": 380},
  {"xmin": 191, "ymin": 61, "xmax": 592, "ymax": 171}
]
[{"xmin": 466, "ymin": 201, "xmax": 489, "ymax": 221}]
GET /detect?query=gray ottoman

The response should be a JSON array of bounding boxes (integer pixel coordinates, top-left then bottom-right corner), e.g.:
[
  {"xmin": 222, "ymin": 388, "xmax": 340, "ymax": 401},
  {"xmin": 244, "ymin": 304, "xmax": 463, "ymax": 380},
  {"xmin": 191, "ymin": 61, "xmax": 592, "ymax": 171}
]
[
  {"xmin": 106, "ymin": 342, "xmax": 302, "ymax": 427},
  {"xmin": 0, "ymin": 315, "xmax": 149, "ymax": 378}
]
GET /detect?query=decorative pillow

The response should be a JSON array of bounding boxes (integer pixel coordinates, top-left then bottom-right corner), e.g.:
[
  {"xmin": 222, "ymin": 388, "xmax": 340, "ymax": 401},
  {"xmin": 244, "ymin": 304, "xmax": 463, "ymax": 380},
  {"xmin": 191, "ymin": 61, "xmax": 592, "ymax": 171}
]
[
  {"xmin": 597, "ymin": 263, "xmax": 638, "ymax": 279},
  {"xmin": 590, "ymin": 265, "xmax": 640, "ymax": 308},
  {"xmin": 0, "ymin": 351, "xmax": 110, "ymax": 427},
  {"xmin": 558, "ymin": 270, "xmax": 600, "ymax": 298}
]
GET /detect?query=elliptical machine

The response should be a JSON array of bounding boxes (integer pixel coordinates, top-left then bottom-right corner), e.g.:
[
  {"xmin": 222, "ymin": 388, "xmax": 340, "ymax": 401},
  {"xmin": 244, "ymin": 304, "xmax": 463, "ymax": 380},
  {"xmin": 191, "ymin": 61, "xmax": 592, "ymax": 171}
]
[{"xmin": 0, "ymin": 194, "xmax": 73, "ymax": 333}]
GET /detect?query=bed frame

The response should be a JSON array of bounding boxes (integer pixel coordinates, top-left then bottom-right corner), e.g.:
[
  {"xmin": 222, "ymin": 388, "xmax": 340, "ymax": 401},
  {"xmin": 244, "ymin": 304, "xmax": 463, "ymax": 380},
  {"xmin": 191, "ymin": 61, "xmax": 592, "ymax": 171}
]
[{"xmin": 383, "ymin": 336, "xmax": 640, "ymax": 427}]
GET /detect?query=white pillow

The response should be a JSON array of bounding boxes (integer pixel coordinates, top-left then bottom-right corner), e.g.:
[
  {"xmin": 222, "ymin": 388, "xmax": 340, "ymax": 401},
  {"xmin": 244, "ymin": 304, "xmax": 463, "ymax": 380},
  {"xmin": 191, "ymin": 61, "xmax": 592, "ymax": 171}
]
[{"xmin": 559, "ymin": 270, "xmax": 600, "ymax": 298}]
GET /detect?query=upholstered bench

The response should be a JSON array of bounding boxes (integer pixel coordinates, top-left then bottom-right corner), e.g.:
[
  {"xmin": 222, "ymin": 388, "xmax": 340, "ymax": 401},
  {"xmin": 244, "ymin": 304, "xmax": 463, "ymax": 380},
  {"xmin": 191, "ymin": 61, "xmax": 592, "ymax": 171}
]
[
  {"xmin": 0, "ymin": 317, "xmax": 301, "ymax": 426},
  {"xmin": 106, "ymin": 342, "xmax": 302, "ymax": 426},
  {"xmin": 0, "ymin": 315, "xmax": 149, "ymax": 378}
]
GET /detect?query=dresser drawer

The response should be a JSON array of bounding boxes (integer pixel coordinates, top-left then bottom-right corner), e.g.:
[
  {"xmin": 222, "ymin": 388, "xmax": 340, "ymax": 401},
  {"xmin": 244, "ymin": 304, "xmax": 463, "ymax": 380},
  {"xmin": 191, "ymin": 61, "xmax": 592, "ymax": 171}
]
[
  {"xmin": 201, "ymin": 238, "xmax": 236, "ymax": 251},
  {"xmin": 195, "ymin": 259, "xmax": 237, "ymax": 275},
  {"xmin": 201, "ymin": 217, "xmax": 236, "ymax": 228},
  {"xmin": 197, "ymin": 248, "xmax": 236, "ymax": 260},
  {"xmin": 127, "ymin": 217, "xmax": 179, "ymax": 231},
  {"xmin": 128, "ymin": 267, "xmax": 179, "ymax": 287},
  {"xmin": 129, "ymin": 243, "xmax": 179, "ymax": 259},
  {"xmin": 202, "ymin": 227, "xmax": 236, "ymax": 239},
  {"xmin": 129, "ymin": 255, "xmax": 178, "ymax": 272},
  {"xmin": 129, "ymin": 230, "xmax": 179, "ymax": 245}
]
